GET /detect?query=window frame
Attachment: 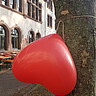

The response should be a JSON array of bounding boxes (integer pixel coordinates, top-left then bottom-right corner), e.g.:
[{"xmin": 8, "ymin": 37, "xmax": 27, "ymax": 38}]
[
  {"xmin": 11, "ymin": 28, "xmax": 19, "ymax": 49},
  {"xmin": 0, "ymin": 25, "xmax": 9, "ymax": 50},
  {"xmin": 47, "ymin": 14, "xmax": 52, "ymax": 28},
  {"xmin": 11, "ymin": 27, "xmax": 21, "ymax": 50},
  {"xmin": 27, "ymin": 0, "xmax": 42, "ymax": 22},
  {"xmin": 0, "ymin": 26, "xmax": 5, "ymax": 50},
  {"xmin": 47, "ymin": 0, "xmax": 53, "ymax": 11},
  {"xmin": 36, "ymin": 32, "xmax": 41, "ymax": 40},
  {"xmin": 29, "ymin": 31, "xmax": 35, "ymax": 43}
]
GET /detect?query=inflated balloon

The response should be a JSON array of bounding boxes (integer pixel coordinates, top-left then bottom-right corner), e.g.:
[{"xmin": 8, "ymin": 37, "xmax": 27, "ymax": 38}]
[{"xmin": 12, "ymin": 33, "xmax": 77, "ymax": 95}]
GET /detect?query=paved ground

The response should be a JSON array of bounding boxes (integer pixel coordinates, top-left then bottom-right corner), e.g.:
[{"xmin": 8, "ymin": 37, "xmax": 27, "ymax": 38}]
[
  {"xmin": 0, "ymin": 70, "xmax": 55, "ymax": 96},
  {"xmin": 0, "ymin": 70, "xmax": 32, "ymax": 96}
]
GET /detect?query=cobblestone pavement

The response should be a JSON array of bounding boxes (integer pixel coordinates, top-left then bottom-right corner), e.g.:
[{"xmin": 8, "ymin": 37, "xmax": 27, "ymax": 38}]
[
  {"xmin": 13, "ymin": 84, "xmax": 55, "ymax": 96},
  {"xmin": 0, "ymin": 70, "xmax": 56, "ymax": 96}
]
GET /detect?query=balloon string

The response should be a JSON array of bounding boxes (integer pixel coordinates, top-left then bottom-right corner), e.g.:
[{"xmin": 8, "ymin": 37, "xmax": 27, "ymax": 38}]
[{"xmin": 56, "ymin": 20, "xmax": 64, "ymax": 39}]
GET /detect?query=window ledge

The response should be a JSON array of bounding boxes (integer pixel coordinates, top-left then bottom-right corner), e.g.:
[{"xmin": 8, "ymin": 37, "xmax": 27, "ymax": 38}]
[
  {"xmin": 23, "ymin": 14, "xmax": 42, "ymax": 24},
  {"xmin": 47, "ymin": 26, "xmax": 52, "ymax": 29}
]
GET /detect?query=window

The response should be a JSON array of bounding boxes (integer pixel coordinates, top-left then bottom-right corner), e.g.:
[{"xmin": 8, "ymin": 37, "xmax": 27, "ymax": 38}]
[
  {"xmin": 10, "ymin": 0, "xmax": 14, "ymax": 8},
  {"xmin": 47, "ymin": 15, "xmax": 52, "ymax": 28},
  {"xmin": 50, "ymin": 1, "xmax": 52, "ymax": 11},
  {"xmin": 11, "ymin": 28, "xmax": 19, "ymax": 49},
  {"xmin": 47, "ymin": 15, "xmax": 50, "ymax": 27},
  {"xmin": 27, "ymin": 0, "xmax": 42, "ymax": 22},
  {"xmin": 39, "ymin": 3, "xmax": 41, "ymax": 8},
  {"xmin": 36, "ymin": 8, "xmax": 38, "ymax": 20},
  {"xmin": 32, "ymin": 5, "xmax": 35, "ymax": 18},
  {"xmin": 17, "ymin": 0, "xmax": 22, "ymax": 12},
  {"xmin": 38, "ymin": 3, "xmax": 42, "ymax": 22},
  {"xmin": 39, "ymin": 9, "xmax": 41, "ymax": 22},
  {"xmin": 27, "ymin": 2, "xmax": 31, "ymax": 16},
  {"xmin": 32, "ymin": 0, "xmax": 34, "ymax": 3},
  {"xmin": 2, "ymin": 0, "xmax": 8, "ymax": 6},
  {"xmin": 0, "ymin": 26, "xmax": 5, "ymax": 50},
  {"xmin": 29, "ymin": 31, "xmax": 35, "ymax": 43},
  {"xmin": 36, "ymin": 0, "xmax": 38, "ymax": 6},
  {"xmin": 2, "ymin": 0, "xmax": 22, "ymax": 12},
  {"xmin": 50, "ymin": 16, "xmax": 52, "ymax": 27},
  {"xmin": 47, "ymin": 0, "xmax": 53, "ymax": 11},
  {"xmin": 36, "ymin": 33, "xmax": 41, "ymax": 40}
]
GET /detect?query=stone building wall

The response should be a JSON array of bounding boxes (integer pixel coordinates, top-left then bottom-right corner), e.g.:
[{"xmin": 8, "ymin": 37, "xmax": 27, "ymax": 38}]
[
  {"xmin": 0, "ymin": 0, "xmax": 56, "ymax": 51},
  {"xmin": 54, "ymin": 0, "xmax": 96, "ymax": 96}
]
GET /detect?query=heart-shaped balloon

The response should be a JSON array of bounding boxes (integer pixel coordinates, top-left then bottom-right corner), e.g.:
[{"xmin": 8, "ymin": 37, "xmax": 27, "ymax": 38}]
[{"xmin": 12, "ymin": 33, "xmax": 77, "ymax": 95}]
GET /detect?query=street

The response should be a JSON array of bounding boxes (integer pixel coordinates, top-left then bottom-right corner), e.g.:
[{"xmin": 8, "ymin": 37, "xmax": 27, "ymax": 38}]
[
  {"xmin": 0, "ymin": 70, "xmax": 35, "ymax": 96},
  {"xmin": 0, "ymin": 70, "xmax": 55, "ymax": 96}
]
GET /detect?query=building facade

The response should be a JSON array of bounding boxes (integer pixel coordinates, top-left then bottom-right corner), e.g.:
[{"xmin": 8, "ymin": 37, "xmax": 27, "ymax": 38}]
[{"xmin": 0, "ymin": 0, "xmax": 56, "ymax": 51}]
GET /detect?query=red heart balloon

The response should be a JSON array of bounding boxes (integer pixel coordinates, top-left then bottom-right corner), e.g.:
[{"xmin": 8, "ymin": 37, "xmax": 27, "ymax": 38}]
[{"xmin": 12, "ymin": 33, "xmax": 77, "ymax": 95}]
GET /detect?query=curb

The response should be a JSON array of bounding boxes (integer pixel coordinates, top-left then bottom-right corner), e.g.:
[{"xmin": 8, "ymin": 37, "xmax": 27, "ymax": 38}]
[{"xmin": 0, "ymin": 69, "xmax": 11, "ymax": 75}]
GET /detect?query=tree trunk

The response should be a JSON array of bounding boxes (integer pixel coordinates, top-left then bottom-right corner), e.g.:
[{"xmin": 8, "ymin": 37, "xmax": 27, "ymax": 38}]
[{"xmin": 54, "ymin": 0, "xmax": 96, "ymax": 96}]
